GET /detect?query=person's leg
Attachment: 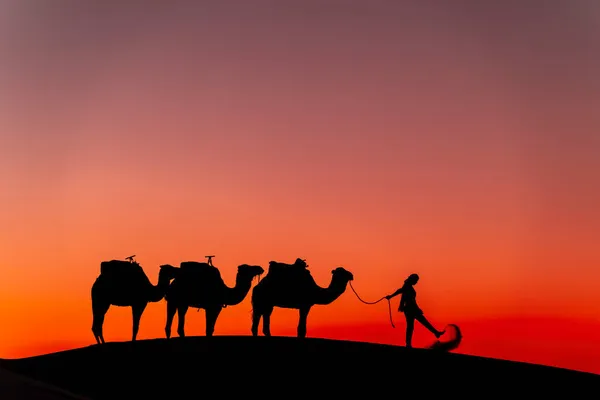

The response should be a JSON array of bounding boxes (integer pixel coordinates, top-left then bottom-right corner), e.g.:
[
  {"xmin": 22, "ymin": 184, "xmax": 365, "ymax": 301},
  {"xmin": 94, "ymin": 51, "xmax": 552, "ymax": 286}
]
[
  {"xmin": 405, "ymin": 314, "xmax": 415, "ymax": 348},
  {"xmin": 415, "ymin": 313, "xmax": 444, "ymax": 338}
]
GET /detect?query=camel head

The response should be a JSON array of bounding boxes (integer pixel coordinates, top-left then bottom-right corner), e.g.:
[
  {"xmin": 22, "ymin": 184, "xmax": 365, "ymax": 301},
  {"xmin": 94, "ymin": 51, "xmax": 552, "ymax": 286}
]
[
  {"xmin": 331, "ymin": 267, "xmax": 353, "ymax": 282},
  {"xmin": 237, "ymin": 264, "xmax": 264, "ymax": 281},
  {"xmin": 294, "ymin": 258, "xmax": 308, "ymax": 268},
  {"xmin": 158, "ymin": 264, "xmax": 178, "ymax": 280}
]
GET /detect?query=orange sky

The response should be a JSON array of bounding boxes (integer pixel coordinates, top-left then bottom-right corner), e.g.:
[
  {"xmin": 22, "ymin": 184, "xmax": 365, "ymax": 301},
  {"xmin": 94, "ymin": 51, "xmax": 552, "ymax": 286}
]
[{"xmin": 0, "ymin": 1, "xmax": 599, "ymax": 375}]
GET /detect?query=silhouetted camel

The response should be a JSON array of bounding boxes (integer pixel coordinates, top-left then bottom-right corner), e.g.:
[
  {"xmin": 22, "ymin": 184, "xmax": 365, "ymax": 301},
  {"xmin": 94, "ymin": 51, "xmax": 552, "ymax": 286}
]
[
  {"xmin": 91, "ymin": 258, "xmax": 178, "ymax": 344},
  {"xmin": 165, "ymin": 262, "xmax": 264, "ymax": 338},
  {"xmin": 251, "ymin": 259, "xmax": 354, "ymax": 338}
]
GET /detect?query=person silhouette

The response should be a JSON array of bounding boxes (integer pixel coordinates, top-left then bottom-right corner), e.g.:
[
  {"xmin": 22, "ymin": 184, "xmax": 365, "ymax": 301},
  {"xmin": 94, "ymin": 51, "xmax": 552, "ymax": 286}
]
[{"xmin": 385, "ymin": 273, "xmax": 445, "ymax": 348}]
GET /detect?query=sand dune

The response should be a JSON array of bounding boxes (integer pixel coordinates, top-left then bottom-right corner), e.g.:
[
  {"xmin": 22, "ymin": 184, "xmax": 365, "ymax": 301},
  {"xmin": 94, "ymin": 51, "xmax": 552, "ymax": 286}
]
[
  {"xmin": 0, "ymin": 365, "xmax": 89, "ymax": 400},
  {"xmin": 2, "ymin": 336, "xmax": 598, "ymax": 399}
]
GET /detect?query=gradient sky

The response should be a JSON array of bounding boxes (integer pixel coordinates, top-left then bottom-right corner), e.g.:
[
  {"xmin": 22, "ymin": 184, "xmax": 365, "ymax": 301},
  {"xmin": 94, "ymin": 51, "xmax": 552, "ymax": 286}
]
[{"xmin": 1, "ymin": 1, "xmax": 599, "ymax": 374}]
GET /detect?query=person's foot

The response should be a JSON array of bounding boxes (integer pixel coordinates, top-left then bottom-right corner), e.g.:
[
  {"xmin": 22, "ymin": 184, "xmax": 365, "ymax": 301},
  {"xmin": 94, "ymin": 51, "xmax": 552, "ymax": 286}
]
[{"xmin": 435, "ymin": 329, "xmax": 445, "ymax": 339}]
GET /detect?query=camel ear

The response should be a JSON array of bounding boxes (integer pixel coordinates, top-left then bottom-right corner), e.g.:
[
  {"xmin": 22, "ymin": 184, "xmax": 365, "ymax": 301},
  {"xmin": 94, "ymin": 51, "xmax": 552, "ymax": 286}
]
[{"xmin": 331, "ymin": 269, "xmax": 335, "ymax": 274}]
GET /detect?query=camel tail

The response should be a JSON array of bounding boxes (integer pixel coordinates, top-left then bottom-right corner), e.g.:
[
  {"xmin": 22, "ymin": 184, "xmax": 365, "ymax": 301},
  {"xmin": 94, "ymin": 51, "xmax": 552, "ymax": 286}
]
[
  {"xmin": 250, "ymin": 284, "xmax": 259, "ymax": 307},
  {"xmin": 249, "ymin": 286, "xmax": 261, "ymax": 321},
  {"xmin": 249, "ymin": 288, "xmax": 254, "ymax": 319}
]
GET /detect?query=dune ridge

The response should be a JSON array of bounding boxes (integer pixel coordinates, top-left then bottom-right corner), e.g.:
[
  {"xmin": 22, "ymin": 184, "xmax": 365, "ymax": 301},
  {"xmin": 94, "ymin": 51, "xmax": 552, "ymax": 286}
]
[{"xmin": 1, "ymin": 336, "xmax": 598, "ymax": 398}]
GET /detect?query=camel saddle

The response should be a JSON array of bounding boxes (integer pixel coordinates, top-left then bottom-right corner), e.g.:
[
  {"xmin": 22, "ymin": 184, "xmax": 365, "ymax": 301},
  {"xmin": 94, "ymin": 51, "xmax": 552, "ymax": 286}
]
[
  {"xmin": 179, "ymin": 261, "xmax": 222, "ymax": 281},
  {"xmin": 100, "ymin": 260, "xmax": 144, "ymax": 277},
  {"xmin": 268, "ymin": 259, "xmax": 310, "ymax": 277}
]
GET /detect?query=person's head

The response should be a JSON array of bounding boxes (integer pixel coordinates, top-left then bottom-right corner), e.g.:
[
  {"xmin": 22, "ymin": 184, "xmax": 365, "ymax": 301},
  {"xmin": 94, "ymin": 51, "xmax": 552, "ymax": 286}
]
[{"xmin": 404, "ymin": 273, "xmax": 419, "ymax": 286}]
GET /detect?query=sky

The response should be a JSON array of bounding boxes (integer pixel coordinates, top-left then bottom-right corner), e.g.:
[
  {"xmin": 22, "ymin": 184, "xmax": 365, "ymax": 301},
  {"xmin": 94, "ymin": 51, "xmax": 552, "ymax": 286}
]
[{"xmin": 0, "ymin": 0, "xmax": 599, "ymax": 374}]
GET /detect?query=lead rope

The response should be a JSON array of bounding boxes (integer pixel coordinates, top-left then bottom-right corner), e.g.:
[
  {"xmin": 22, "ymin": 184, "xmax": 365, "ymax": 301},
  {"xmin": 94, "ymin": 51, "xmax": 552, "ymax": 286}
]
[{"xmin": 349, "ymin": 281, "xmax": 395, "ymax": 328}]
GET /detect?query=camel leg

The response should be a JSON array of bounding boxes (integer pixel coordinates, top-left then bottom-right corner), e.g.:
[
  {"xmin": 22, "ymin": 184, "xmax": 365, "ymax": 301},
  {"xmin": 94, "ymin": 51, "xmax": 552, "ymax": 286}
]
[
  {"xmin": 176, "ymin": 305, "xmax": 189, "ymax": 337},
  {"xmin": 205, "ymin": 306, "xmax": 222, "ymax": 337},
  {"xmin": 165, "ymin": 300, "xmax": 177, "ymax": 339},
  {"xmin": 262, "ymin": 306, "xmax": 274, "ymax": 337},
  {"xmin": 251, "ymin": 308, "xmax": 261, "ymax": 337},
  {"xmin": 92, "ymin": 302, "xmax": 110, "ymax": 345},
  {"xmin": 297, "ymin": 307, "xmax": 310, "ymax": 338},
  {"xmin": 131, "ymin": 303, "xmax": 147, "ymax": 342}
]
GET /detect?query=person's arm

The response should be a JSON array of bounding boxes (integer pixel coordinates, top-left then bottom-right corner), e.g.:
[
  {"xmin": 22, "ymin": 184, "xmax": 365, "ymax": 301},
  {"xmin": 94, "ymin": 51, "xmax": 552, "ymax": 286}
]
[{"xmin": 385, "ymin": 288, "xmax": 402, "ymax": 300}]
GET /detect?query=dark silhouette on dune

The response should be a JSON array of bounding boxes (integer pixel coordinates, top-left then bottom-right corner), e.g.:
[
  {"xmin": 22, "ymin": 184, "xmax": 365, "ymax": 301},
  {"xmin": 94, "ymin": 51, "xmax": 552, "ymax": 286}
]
[
  {"xmin": 91, "ymin": 256, "xmax": 178, "ymax": 344},
  {"xmin": 386, "ymin": 273, "xmax": 445, "ymax": 348},
  {"xmin": 0, "ymin": 365, "xmax": 91, "ymax": 400},
  {"xmin": 1, "ymin": 337, "xmax": 597, "ymax": 398},
  {"xmin": 164, "ymin": 257, "xmax": 264, "ymax": 338},
  {"xmin": 251, "ymin": 258, "xmax": 354, "ymax": 338}
]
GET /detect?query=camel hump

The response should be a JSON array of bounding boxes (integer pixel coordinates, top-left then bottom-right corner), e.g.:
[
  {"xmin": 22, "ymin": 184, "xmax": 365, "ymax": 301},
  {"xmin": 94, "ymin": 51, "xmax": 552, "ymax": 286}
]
[
  {"xmin": 100, "ymin": 260, "xmax": 143, "ymax": 277},
  {"xmin": 269, "ymin": 258, "xmax": 308, "ymax": 269},
  {"xmin": 180, "ymin": 261, "xmax": 221, "ymax": 280},
  {"xmin": 180, "ymin": 261, "xmax": 213, "ymax": 270},
  {"xmin": 267, "ymin": 259, "xmax": 310, "ymax": 277}
]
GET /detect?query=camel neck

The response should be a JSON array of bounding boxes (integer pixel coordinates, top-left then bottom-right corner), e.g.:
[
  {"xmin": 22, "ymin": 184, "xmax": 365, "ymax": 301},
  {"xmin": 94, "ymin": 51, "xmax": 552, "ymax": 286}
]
[
  {"xmin": 314, "ymin": 277, "xmax": 348, "ymax": 305},
  {"xmin": 223, "ymin": 274, "xmax": 253, "ymax": 306},
  {"xmin": 147, "ymin": 272, "xmax": 170, "ymax": 302}
]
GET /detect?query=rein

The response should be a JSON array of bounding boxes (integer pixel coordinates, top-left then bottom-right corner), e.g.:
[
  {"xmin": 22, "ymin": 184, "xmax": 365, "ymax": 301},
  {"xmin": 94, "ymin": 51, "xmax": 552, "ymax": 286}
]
[{"xmin": 349, "ymin": 281, "xmax": 395, "ymax": 328}]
